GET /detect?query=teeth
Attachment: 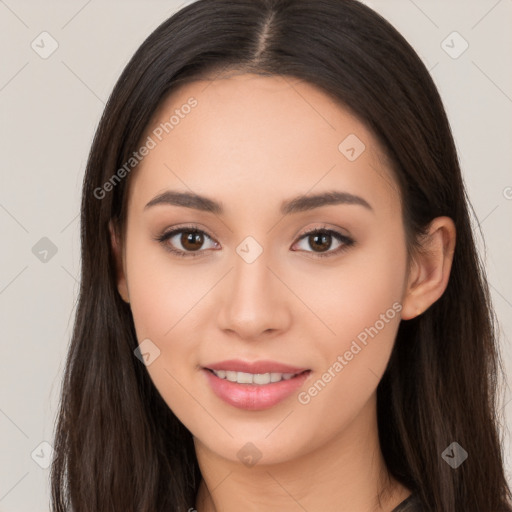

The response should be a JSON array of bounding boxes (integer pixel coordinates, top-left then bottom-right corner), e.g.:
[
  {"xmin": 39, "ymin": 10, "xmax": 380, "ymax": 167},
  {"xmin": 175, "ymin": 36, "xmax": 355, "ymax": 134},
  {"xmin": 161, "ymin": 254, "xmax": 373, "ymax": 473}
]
[
  {"xmin": 253, "ymin": 373, "xmax": 271, "ymax": 384},
  {"xmin": 226, "ymin": 371, "xmax": 238, "ymax": 382},
  {"xmin": 270, "ymin": 372, "xmax": 282, "ymax": 382},
  {"xmin": 237, "ymin": 372, "xmax": 253, "ymax": 384},
  {"xmin": 211, "ymin": 370, "xmax": 298, "ymax": 384}
]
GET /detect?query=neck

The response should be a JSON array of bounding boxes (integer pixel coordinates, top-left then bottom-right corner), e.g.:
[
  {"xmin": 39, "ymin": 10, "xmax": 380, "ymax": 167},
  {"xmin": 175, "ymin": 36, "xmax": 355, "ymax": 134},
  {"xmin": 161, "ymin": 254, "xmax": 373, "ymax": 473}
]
[{"xmin": 193, "ymin": 394, "xmax": 411, "ymax": 512}]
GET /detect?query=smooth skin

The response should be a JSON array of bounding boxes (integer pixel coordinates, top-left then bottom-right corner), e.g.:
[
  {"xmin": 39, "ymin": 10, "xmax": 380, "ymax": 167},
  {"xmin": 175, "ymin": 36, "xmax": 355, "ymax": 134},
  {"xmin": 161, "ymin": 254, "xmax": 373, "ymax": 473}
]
[{"xmin": 111, "ymin": 73, "xmax": 456, "ymax": 512}]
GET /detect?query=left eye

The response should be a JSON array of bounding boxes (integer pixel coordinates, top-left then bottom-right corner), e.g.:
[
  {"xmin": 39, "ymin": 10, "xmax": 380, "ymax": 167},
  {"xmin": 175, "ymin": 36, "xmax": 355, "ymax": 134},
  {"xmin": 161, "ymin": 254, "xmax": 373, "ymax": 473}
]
[
  {"xmin": 293, "ymin": 228, "xmax": 354, "ymax": 258},
  {"xmin": 156, "ymin": 226, "xmax": 354, "ymax": 258}
]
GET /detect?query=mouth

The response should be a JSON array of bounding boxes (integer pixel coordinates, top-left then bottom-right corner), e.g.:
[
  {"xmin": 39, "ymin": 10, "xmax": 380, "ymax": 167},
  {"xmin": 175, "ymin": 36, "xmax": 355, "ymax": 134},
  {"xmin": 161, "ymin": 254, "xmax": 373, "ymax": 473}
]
[{"xmin": 202, "ymin": 367, "xmax": 312, "ymax": 411}]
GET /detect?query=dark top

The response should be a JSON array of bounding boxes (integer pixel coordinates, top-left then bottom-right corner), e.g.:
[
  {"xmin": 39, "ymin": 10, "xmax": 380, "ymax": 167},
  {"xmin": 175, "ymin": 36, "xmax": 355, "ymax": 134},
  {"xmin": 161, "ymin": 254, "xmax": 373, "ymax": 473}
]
[{"xmin": 391, "ymin": 492, "xmax": 424, "ymax": 511}]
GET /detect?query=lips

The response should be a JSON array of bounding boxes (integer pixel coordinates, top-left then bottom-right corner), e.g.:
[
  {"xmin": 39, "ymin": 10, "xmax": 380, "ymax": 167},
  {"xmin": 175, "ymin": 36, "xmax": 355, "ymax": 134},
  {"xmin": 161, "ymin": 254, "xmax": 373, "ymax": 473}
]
[{"xmin": 202, "ymin": 359, "xmax": 312, "ymax": 410}]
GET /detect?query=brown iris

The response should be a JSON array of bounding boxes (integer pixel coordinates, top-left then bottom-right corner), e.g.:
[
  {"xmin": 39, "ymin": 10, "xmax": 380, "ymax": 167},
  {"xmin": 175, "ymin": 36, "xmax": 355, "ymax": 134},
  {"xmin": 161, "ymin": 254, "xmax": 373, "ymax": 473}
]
[
  {"xmin": 181, "ymin": 230, "xmax": 204, "ymax": 251},
  {"xmin": 308, "ymin": 232, "xmax": 332, "ymax": 252}
]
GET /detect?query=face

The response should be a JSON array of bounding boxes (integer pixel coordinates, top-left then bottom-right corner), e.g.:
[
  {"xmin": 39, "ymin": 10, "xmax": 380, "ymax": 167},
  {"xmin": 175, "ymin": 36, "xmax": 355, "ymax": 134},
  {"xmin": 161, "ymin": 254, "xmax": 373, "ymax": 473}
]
[{"xmin": 114, "ymin": 73, "xmax": 411, "ymax": 466}]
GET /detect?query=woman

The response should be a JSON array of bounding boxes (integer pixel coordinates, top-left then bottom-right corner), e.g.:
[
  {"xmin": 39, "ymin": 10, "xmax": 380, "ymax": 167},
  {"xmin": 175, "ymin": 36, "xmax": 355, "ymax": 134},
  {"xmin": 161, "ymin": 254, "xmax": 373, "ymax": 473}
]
[{"xmin": 50, "ymin": 1, "xmax": 512, "ymax": 511}]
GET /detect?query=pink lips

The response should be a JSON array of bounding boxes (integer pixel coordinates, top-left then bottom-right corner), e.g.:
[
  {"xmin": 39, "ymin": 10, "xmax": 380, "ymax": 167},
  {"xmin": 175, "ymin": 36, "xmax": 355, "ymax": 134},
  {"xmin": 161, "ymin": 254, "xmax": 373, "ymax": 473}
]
[{"xmin": 202, "ymin": 359, "xmax": 311, "ymax": 411}]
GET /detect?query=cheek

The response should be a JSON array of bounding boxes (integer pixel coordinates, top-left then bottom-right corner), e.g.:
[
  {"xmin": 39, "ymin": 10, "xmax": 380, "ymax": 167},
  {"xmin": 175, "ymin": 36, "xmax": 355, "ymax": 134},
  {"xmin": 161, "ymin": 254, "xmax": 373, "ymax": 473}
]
[
  {"xmin": 124, "ymin": 233, "xmax": 209, "ymax": 340},
  {"xmin": 296, "ymin": 230, "xmax": 407, "ymax": 345},
  {"xmin": 124, "ymin": 233, "xmax": 216, "ymax": 400}
]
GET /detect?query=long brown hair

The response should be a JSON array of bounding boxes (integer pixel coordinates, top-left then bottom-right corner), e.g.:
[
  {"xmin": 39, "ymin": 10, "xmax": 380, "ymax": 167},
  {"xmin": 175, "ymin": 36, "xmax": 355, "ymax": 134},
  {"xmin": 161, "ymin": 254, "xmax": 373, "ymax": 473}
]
[{"xmin": 50, "ymin": 1, "xmax": 512, "ymax": 510}]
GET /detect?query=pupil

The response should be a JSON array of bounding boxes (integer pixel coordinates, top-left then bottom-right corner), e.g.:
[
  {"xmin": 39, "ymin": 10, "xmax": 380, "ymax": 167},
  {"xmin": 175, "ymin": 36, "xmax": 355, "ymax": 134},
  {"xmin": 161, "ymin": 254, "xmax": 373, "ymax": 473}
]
[
  {"xmin": 311, "ymin": 233, "xmax": 330, "ymax": 252},
  {"xmin": 182, "ymin": 231, "xmax": 203, "ymax": 251}
]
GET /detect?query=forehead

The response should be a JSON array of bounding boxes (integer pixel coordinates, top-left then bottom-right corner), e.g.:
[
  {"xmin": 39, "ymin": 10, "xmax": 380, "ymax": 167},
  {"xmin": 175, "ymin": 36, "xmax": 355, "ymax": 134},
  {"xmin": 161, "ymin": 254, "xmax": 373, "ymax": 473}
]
[{"xmin": 128, "ymin": 73, "xmax": 400, "ymax": 216}]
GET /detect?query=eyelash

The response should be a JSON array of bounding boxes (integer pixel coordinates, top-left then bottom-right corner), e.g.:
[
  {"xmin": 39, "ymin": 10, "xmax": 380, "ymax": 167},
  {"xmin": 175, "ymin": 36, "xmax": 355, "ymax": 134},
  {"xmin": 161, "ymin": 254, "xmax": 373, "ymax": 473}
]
[{"xmin": 154, "ymin": 224, "xmax": 355, "ymax": 259}]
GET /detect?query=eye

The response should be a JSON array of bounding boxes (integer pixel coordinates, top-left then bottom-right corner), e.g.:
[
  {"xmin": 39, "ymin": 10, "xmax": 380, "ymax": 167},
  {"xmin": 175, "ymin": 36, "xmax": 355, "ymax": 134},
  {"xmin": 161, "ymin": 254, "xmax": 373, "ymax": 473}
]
[
  {"xmin": 156, "ymin": 225, "xmax": 219, "ymax": 258},
  {"xmin": 292, "ymin": 226, "xmax": 354, "ymax": 258}
]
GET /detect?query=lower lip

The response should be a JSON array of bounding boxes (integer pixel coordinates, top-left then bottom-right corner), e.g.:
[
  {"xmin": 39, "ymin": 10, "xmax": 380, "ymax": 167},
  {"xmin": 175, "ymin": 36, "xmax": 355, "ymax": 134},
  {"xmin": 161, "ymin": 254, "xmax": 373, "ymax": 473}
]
[{"xmin": 203, "ymin": 368, "xmax": 311, "ymax": 411}]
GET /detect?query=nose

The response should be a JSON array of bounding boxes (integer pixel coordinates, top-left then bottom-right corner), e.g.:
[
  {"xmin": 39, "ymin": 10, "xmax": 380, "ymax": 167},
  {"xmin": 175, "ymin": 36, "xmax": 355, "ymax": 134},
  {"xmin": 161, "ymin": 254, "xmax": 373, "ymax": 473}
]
[{"xmin": 215, "ymin": 247, "xmax": 292, "ymax": 341}]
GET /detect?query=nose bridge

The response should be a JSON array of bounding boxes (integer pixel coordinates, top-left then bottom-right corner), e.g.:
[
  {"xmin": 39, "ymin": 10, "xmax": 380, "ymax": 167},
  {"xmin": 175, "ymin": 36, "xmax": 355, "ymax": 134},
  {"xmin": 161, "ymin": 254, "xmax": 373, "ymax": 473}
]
[
  {"xmin": 230, "ymin": 237, "xmax": 276, "ymax": 308},
  {"xmin": 230, "ymin": 229, "xmax": 275, "ymax": 292},
  {"xmin": 216, "ymin": 236, "xmax": 290, "ymax": 337},
  {"xmin": 232, "ymin": 242, "xmax": 271, "ymax": 296}
]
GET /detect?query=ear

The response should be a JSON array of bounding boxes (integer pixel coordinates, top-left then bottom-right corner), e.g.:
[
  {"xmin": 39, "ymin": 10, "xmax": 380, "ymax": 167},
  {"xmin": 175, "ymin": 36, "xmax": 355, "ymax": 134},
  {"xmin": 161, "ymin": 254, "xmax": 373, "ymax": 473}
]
[
  {"xmin": 109, "ymin": 220, "xmax": 130, "ymax": 304},
  {"xmin": 401, "ymin": 216, "xmax": 456, "ymax": 320}
]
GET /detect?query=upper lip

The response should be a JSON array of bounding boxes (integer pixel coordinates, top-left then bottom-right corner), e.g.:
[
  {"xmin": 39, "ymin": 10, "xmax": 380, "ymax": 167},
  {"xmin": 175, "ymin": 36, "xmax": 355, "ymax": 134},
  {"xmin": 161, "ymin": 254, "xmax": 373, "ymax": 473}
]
[{"xmin": 204, "ymin": 359, "xmax": 309, "ymax": 375}]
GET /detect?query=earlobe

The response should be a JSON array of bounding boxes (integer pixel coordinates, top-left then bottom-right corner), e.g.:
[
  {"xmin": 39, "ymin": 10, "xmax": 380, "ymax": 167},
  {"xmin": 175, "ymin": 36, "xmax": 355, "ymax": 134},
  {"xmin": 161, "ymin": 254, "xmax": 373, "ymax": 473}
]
[
  {"xmin": 109, "ymin": 220, "xmax": 130, "ymax": 304},
  {"xmin": 401, "ymin": 216, "xmax": 456, "ymax": 320}
]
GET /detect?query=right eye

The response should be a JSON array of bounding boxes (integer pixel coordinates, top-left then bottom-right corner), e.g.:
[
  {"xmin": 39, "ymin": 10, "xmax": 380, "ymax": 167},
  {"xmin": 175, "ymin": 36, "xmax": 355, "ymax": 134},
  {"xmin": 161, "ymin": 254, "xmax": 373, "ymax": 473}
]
[{"xmin": 156, "ymin": 226, "xmax": 219, "ymax": 258}]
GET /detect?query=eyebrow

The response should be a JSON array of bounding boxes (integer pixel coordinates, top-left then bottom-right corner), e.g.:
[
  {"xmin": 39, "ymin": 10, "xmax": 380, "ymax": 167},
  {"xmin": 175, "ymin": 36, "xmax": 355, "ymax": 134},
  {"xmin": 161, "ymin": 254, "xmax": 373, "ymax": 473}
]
[{"xmin": 144, "ymin": 190, "xmax": 373, "ymax": 215}]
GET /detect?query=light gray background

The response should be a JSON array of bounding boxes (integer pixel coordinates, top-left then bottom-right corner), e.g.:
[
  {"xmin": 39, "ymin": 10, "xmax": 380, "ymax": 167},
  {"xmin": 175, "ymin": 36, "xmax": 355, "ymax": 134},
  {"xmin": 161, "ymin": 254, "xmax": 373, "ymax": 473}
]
[{"xmin": 0, "ymin": 1, "xmax": 511, "ymax": 510}]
